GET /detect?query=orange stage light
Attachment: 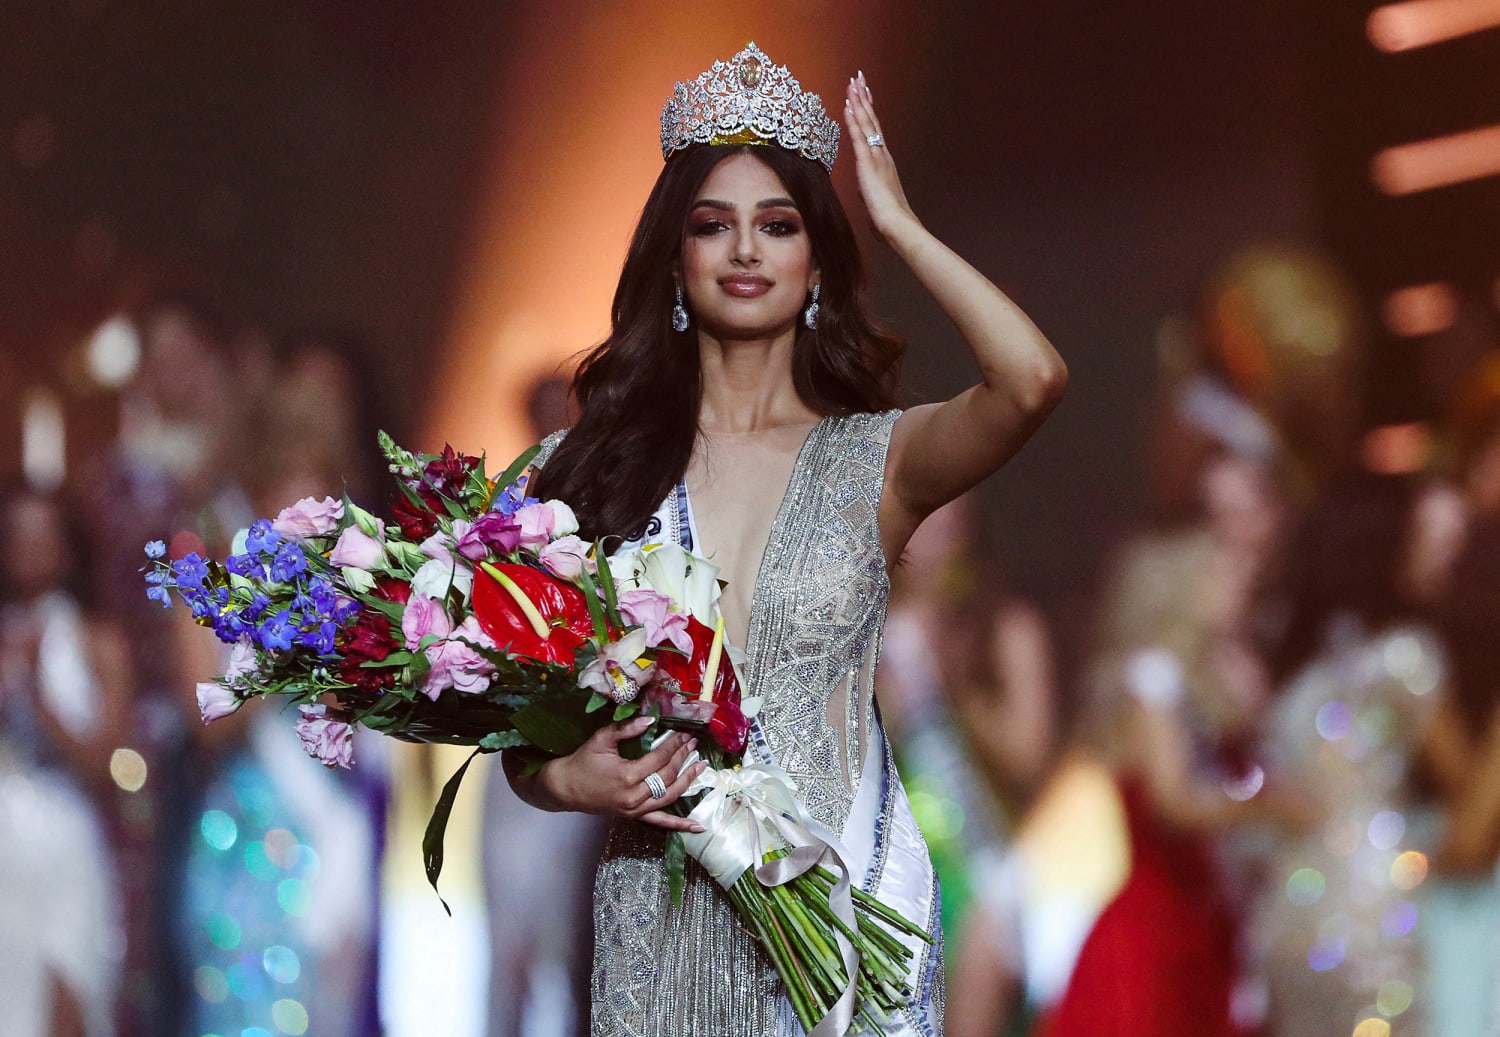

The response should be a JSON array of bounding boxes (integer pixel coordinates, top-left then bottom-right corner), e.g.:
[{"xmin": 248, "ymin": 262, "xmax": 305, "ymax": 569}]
[
  {"xmin": 1381, "ymin": 282, "xmax": 1457, "ymax": 337},
  {"xmin": 1367, "ymin": 0, "xmax": 1500, "ymax": 53},
  {"xmin": 426, "ymin": 2, "xmax": 904, "ymax": 460},
  {"xmin": 1372, "ymin": 122, "xmax": 1500, "ymax": 195}
]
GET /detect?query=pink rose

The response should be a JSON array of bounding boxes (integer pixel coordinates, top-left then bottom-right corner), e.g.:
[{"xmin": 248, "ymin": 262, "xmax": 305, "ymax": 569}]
[
  {"xmin": 329, "ymin": 526, "xmax": 386, "ymax": 569},
  {"xmin": 514, "ymin": 500, "xmax": 579, "ymax": 549},
  {"xmin": 295, "ymin": 704, "xmax": 355, "ymax": 768},
  {"xmin": 420, "ymin": 521, "xmax": 469, "ymax": 566},
  {"xmin": 619, "ymin": 588, "xmax": 693, "ymax": 653},
  {"xmin": 271, "ymin": 496, "xmax": 345, "ymax": 539},
  {"xmin": 538, "ymin": 534, "xmax": 596, "ymax": 581},
  {"xmin": 223, "ymin": 637, "xmax": 259, "ymax": 687},
  {"xmin": 196, "ymin": 681, "xmax": 241, "ymax": 723},
  {"xmin": 423, "ymin": 617, "xmax": 495, "ymax": 699},
  {"xmin": 401, "ymin": 593, "xmax": 453, "ymax": 650}
]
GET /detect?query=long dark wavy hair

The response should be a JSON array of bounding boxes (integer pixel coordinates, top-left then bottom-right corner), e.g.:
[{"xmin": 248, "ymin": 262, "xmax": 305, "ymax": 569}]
[{"xmin": 532, "ymin": 143, "xmax": 904, "ymax": 541}]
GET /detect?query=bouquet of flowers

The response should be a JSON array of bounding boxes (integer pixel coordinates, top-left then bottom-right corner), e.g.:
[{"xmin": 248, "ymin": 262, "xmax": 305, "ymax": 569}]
[{"xmin": 144, "ymin": 433, "xmax": 928, "ymax": 1035}]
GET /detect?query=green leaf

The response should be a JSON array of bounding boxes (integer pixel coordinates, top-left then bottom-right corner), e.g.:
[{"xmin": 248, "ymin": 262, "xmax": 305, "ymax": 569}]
[
  {"xmin": 356, "ymin": 594, "xmax": 407, "ymax": 623},
  {"xmin": 479, "ymin": 730, "xmax": 527, "ymax": 751},
  {"xmin": 665, "ymin": 832, "xmax": 686, "ymax": 909},
  {"xmin": 574, "ymin": 566, "xmax": 610, "ymax": 641},
  {"xmin": 584, "ymin": 691, "xmax": 609, "ymax": 714},
  {"xmin": 594, "ymin": 539, "xmax": 622, "ymax": 627},
  {"xmin": 510, "ymin": 694, "xmax": 607, "ymax": 756},
  {"xmin": 423, "ymin": 748, "xmax": 484, "ymax": 915},
  {"xmin": 493, "ymin": 444, "xmax": 542, "ymax": 500},
  {"xmin": 612, "ymin": 702, "xmax": 637, "ymax": 722}
]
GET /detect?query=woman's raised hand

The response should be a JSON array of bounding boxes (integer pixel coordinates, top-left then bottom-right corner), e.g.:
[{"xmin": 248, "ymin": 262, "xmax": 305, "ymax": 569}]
[
  {"xmin": 539, "ymin": 716, "xmax": 708, "ymax": 832},
  {"xmin": 844, "ymin": 71, "xmax": 918, "ymax": 241}
]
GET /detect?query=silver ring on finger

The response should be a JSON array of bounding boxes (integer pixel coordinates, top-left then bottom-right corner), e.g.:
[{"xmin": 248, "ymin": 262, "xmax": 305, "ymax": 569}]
[
  {"xmin": 643, "ymin": 772, "xmax": 668, "ymax": 800},
  {"xmin": 866, "ymin": 133, "xmax": 885, "ymax": 148}
]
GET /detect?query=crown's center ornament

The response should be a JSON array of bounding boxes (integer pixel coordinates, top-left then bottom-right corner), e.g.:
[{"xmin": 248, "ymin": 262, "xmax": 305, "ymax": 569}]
[{"xmin": 659, "ymin": 42, "xmax": 840, "ymax": 172}]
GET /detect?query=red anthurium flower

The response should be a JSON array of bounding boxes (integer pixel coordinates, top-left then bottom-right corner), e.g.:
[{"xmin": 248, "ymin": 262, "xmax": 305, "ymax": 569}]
[
  {"xmin": 472, "ymin": 563, "xmax": 593, "ymax": 666},
  {"xmin": 653, "ymin": 615, "xmax": 738, "ymax": 703},
  {"xmin": 651, "ymin": 614, "xmax": 746, "ymax": 753},
  {"xmin": 709, "ymin": 696, "xmax": 750, "ymax": 755}
]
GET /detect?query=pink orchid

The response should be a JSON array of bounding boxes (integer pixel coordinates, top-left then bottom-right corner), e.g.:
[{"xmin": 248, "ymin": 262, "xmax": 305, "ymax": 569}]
[
  {"xmin": 579, "ymin": 629, "xmax": 655, "ymax": 704},
  {"xmin": 618, "ymin": 588, "xmax": 693, "ymax": 654},
  {"xmin": 271, "ymin": 496, "xmax": 344, "ymax": 539}
]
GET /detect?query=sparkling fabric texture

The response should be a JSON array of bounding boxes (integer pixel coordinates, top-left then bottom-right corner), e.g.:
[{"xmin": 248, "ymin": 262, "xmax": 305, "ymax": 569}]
[{"xmin": 534, "ymin": 412, "xmax": 941, "ymax": 1035}]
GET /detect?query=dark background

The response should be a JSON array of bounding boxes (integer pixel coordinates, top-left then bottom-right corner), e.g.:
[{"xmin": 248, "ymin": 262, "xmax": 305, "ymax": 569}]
[{"xmin": 4, "ymin": 0, "xmax": 1497, "ymax": 612}]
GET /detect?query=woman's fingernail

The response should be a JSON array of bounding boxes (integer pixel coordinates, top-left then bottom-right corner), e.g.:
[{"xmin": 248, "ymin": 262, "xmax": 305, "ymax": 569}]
[
  {"xmin": 690, "ymin": 823, "xmax": 706, "ymax": 833},
  {"xmin": 687, "ymin": 737, "xmax": 698, "ymax": 749},
  {"xmin": 638, "ymin": 716, "xmax": 655, "ymax": 728}
]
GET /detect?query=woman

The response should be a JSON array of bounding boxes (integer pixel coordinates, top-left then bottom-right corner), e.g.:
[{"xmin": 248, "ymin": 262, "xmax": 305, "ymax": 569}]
[
  {"xmin": 0, "ymin": 484, "xmax": 130, "ymax": 1037},
  {"xmin": 1250, "ymin": 474, "xmax": 1444, "ymax": 1036},
  {"xmin": 505, "ymin": 44, "xmax": 1065, "ymax": 1036}
]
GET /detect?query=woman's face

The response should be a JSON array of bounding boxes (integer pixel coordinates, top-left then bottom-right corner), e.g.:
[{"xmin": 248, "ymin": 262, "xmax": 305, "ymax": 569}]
[{"xmin": 679, "ymin": 151, "xmax": 818, "ymax": 341}]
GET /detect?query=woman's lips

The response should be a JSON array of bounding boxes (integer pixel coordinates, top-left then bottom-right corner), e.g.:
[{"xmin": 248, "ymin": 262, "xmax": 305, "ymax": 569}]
[{"xmin": 719, "ymin": 275, "xmax": 772, "ymax": 297}]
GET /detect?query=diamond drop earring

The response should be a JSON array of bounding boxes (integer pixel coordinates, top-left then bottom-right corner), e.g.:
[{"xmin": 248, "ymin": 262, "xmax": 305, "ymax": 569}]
[
  {"xmin": 671, "ymin": 283, "xmax": 690, "ymax": 332},
  {"xmin": 803, "ymin": 284, "xmax": 821, "ymax": 329}
]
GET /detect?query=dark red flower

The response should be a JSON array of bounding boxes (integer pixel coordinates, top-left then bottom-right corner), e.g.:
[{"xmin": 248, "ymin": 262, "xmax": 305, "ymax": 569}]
[
  {"xmin": 471, "ymin": 563, "xmax": 593, "ymax": 666},
  {"xmin": 422, "ymin": 444, "xmax": 481, "ymax": 494},
  {"xmin": 708, "ymin": 696, "xmax": 750, "ymax": 754},
  {"xmin": 337, "ymin": 608, "xmax": 401, "ymax": 693},
  {"xmin": 372, "ymin": 576, "xmax": 412, "ymax": 605},
  {"xmin": 391, "ymin": 491, "xmax": 439, "ymax": 541}
]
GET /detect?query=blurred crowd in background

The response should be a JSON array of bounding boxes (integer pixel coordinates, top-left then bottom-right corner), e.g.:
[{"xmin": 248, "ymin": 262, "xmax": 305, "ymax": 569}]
[
  {"xmin": 4, "ymin": 2, "xmax": 1500, "ymax": 1036},
  {"xmin": 5, "ymin": 241, "xmax": 1500, "ymax": 1037}
]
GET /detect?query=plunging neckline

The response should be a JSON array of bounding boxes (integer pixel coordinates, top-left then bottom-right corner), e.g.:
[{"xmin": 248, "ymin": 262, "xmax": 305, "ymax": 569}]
[{"xmin": 681, "ymin": 416, "xmax": 828, "ymax": 657}]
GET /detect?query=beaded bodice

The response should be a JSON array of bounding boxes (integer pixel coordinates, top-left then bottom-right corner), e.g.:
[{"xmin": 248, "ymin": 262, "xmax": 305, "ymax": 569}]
[{"xmin": 536, "ymin": 410, "xmax": 905, "ymax": 1036}]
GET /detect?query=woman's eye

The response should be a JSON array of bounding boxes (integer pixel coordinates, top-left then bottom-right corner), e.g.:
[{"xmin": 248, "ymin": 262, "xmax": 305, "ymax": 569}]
[
  {"xmin": 762, "ymin": 219, "xmax": 801, "ymax": 237},
  {"xmin": 690, "ymin": 220, "xmax": 727, "ymax": 236}
]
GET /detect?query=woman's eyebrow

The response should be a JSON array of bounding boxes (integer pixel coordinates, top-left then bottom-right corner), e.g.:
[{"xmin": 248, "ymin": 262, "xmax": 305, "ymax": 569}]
[{"xmin": 690, "ymin": 196, "xmax": 799, "ymax": 212}]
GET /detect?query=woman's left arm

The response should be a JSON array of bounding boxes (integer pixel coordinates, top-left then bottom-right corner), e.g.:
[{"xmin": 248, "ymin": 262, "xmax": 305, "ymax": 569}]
[{"xmin": 844, "ymin": 74, "xmax": 1068, "ymax": 547}]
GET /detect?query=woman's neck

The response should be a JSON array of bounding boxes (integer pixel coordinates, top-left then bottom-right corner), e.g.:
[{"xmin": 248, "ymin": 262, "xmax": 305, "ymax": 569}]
[{"xmin": 695, "ymin": 329, "xmax": 818, "ymax": 435}]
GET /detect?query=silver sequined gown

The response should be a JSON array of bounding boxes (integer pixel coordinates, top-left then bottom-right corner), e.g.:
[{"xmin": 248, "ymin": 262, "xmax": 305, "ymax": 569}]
[{"xmin": 536, "ymin": 411, "xmax": 944, "ymax": 1037}]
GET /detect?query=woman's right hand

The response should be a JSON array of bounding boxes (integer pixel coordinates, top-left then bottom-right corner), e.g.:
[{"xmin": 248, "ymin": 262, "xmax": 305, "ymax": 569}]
[{"xmin": 538, "ymin": 716, "xmax": 708, "ymax": 832}]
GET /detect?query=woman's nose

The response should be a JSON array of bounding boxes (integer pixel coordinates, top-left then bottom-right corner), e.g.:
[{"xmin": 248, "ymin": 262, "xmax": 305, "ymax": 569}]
[{"xmin": 731, "ymin": 227, "xmax": 760, "ymax": 265}]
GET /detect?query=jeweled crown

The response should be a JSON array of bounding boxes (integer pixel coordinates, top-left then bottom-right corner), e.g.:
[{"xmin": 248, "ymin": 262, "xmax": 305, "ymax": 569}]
[{"xmin": 660, "ymin": 43, "xmax": 841, "ymax": 172}]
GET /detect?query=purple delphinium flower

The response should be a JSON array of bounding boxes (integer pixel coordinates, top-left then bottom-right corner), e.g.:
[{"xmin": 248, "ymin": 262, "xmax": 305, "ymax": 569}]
[
  {"xmin": 269, "ymin": 541, "xmax": 308, "ymax": 582},
  {"xmin": 492, "ymin": 474, "xmax": 539, "ymax": 517},
  {"xmin": 257, "ymin": 611, "xmax": 296, "ymax": 652},
  {"xmin": 226, "ymin": 552, "xmax": 261, "ymax": 578},
  {"xmin": 144, "ymin": 540, "xmax": 166, "ymax": 559},
  {"xmin": 245, "ymin": 519, "xmax": 282, "ymax": 557},
  {"xmin": 172, "ymin": 553, "xmax": 210, "ymax": 589}
]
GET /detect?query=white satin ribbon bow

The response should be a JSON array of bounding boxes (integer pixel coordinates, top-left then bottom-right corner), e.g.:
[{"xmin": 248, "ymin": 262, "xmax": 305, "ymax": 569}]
[{"xmin": 679, "ymin": 763, "xmax": 861, "ymax": 1037}]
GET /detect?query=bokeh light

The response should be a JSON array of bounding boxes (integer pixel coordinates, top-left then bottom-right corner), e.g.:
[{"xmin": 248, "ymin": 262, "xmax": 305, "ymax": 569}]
[
  {"xmin": 262, "ymin": 945, "xmax": 301, "ymax": 985},
  {"xmin": 200, "ymin": 810, "xmax": 239, "ymax": 852},
  {"xmin": 1377, "ymin": 979, "xmax": 1414, "ymax": 1016},
  {"xmin": 1390, "ymin": 851, "xmax": 1429, "ymax": 890},
  {"xmin": 1352, "ymin": 1018, "xmax": 1392, "ymax": 1037},
  {"xmin": 1286, "ymin": 867, "xmax": 1327, "ymax": 906},
  {"xmin": 271, "ymin": 998, "xmax": 310, "ymax": 1036},
  {"xmin": 109, "ymin": 747, "xmax": 149, "ymax": 792}
]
